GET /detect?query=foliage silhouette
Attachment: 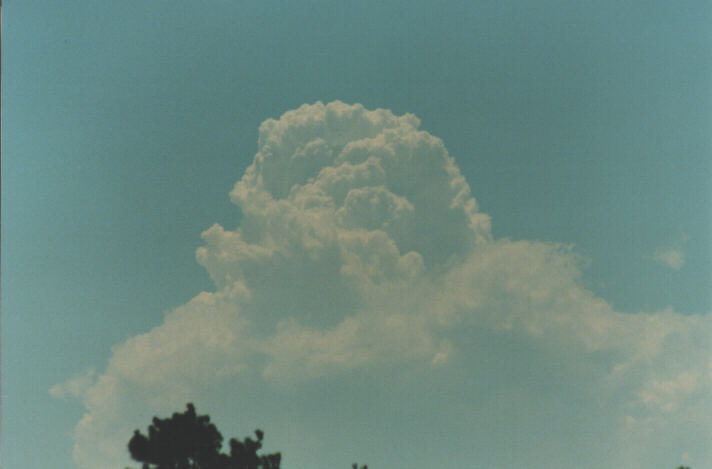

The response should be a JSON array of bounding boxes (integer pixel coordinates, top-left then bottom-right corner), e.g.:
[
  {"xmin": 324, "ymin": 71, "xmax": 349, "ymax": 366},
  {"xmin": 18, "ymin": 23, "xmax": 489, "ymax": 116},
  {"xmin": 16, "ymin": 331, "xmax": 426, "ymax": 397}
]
[{"xmin": 128, "ymin": 403, "xmax": 281, "ymax": 469}]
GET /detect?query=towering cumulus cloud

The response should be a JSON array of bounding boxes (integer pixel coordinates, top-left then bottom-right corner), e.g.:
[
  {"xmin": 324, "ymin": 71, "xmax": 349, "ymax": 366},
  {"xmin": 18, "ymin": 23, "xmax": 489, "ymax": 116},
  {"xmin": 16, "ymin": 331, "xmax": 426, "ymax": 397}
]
[{"xmin": 57, "ymin": 102, "xmax": 711, "ymax": 469}]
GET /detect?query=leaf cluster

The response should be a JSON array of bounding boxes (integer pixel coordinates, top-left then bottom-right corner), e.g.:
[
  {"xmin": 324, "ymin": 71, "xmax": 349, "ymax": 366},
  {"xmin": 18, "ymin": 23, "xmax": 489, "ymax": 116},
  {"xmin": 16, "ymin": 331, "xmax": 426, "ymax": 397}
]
[{"xmin": 128, "ymin": 403, "xmax": 281, "ymax": 469}]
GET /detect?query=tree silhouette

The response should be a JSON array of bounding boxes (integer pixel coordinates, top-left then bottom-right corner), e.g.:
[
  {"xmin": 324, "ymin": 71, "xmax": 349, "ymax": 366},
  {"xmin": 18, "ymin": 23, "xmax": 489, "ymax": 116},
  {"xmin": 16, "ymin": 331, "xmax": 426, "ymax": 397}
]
[{"xmin": 128, "ymin": 403, "xmax": 281, "ymax": 469}]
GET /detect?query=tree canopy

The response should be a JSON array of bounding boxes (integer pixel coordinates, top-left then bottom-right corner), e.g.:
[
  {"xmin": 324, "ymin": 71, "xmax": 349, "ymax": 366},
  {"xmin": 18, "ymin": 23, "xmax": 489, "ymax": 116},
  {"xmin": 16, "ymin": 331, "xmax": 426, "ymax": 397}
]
[{"xmin": 128, "ymin": 403, "xmax": 281, "ymax": 469}]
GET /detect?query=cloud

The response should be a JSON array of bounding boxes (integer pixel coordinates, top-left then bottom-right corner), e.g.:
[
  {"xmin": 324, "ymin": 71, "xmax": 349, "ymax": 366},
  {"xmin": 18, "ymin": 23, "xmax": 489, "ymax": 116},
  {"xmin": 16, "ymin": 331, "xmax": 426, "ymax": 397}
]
[
  {"xmin": 53, "ymin": 102, "xmax": 711, "ymax": 469},
  {"xmin": 638, "ymin": 370, "xmax": 701, "ymax": 412},
  {"xmin": 49, "ymin": 368, "xmax": 96, "ymax": 400},
  {"xmin": 654, "ymin": 246, "xmax": 685, "ymax": 270},
  {"xmin": 654, "ymin": 235, "xmax": 687, "ymax": 270}
]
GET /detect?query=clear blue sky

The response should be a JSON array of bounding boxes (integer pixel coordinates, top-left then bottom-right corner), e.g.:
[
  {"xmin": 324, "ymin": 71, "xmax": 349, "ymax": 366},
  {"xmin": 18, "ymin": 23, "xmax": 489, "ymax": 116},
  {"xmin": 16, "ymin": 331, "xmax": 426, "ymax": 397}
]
[{"xmin": 2, "ymin": 1, "xmax": 710, "ymax": 468}]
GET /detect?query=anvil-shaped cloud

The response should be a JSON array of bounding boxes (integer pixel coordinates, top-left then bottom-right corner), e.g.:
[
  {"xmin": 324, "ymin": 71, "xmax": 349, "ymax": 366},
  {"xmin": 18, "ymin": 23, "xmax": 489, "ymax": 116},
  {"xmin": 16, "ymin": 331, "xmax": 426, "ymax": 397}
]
[{"xmin": 54, "ymin": 102, "xmax": 711, "ymax": 469}]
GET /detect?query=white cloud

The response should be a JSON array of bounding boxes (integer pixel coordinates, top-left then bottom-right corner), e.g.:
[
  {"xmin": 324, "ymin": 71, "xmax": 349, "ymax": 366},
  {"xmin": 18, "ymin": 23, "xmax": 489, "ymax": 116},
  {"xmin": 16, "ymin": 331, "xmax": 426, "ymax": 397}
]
[
  {"xmin": 638, "ymin": 370, "xmax": 700, "ymax": 412},
  {"xmin": 53, "ymin": 102, "xmax": 711, "ymax": 469},
  {"xmin": 654, "ymin": 247, "xmax": 685, "ymax": 270},
  {"xmin": 654, "ymin": 237, "xmax": 687, "ymax": 270},
  {"xmin": 49, "ymin": 368, "xmax": 96, "ymax": 400}
]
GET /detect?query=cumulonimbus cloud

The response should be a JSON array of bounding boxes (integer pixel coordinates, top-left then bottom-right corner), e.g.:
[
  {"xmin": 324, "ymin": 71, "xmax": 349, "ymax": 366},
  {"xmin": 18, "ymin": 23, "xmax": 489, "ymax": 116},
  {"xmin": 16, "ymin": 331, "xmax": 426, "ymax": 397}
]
[{"xmin": 55, "ymin": 102, "xmax": 711, "ymax": 469}]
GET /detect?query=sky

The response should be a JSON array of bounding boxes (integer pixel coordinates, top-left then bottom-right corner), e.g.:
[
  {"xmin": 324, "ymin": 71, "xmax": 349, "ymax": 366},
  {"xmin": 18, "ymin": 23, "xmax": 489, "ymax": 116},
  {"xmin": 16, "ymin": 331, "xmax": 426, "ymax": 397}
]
[{"xmin": 2, "ymin": 1, "xmax": 711, "ymax": 468}]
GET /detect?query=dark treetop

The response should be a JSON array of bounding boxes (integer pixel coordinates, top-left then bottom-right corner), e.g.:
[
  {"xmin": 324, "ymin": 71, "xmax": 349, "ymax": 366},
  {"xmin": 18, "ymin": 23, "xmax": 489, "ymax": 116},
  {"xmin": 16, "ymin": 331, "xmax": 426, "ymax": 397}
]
[{"xmin": 128, "ymin": 403, "xmax": 281, "ymax": 469}]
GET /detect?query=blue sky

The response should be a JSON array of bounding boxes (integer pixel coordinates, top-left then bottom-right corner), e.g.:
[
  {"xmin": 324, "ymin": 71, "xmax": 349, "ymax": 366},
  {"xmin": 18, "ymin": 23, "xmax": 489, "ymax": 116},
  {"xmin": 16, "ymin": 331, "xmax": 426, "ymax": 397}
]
[{"xmin": 2, "ymin": 1, "xmax": 711, "ymax": 468}]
